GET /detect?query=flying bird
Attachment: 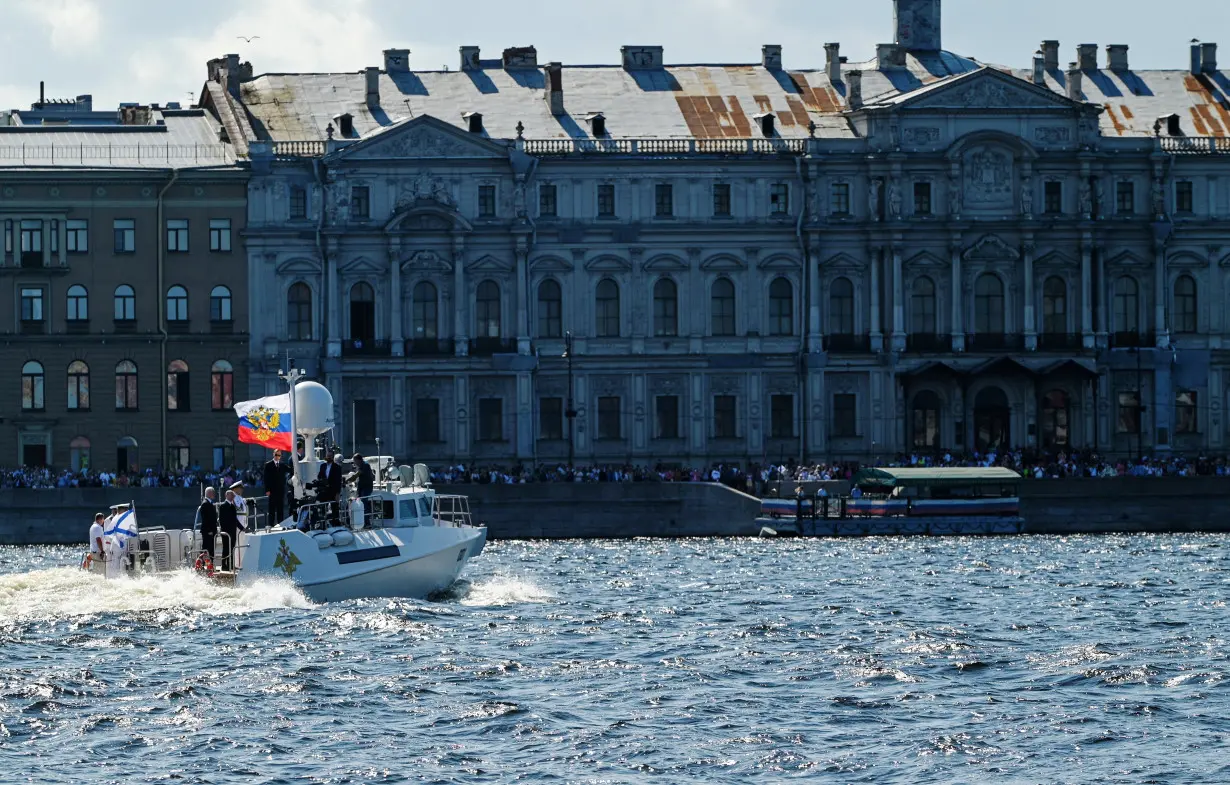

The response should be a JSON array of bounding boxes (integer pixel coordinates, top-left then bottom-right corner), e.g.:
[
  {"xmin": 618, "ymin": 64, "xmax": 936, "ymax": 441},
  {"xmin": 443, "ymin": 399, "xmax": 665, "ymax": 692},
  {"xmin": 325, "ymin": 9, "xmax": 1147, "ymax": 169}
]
[{"xmin": 237, "ymin": 36, "xmax": 261, "ymax": 43}]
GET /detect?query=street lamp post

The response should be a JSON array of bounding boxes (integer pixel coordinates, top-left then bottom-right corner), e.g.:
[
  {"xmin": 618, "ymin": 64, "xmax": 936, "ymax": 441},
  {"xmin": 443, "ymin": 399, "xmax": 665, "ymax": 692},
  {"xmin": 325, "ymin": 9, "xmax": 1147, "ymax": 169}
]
[{"xmin": 563, "ymin": 331, "xmax": 576, "ymax": 468}]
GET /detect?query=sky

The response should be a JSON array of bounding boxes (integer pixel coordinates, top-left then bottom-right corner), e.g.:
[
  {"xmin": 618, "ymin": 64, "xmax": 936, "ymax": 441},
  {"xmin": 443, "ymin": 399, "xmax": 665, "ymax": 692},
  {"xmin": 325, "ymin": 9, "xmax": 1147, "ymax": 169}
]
[{"xmin": 1, "ymin": 0, "xmax": 1226, "ymax": 111}]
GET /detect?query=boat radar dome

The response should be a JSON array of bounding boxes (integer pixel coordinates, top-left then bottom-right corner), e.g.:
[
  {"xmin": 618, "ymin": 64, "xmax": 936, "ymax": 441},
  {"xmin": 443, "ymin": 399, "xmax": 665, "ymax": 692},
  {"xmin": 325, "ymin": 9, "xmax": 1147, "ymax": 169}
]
[{"xmin": 294, "ymin": 381, "xmax": 335, "ymax": 437}]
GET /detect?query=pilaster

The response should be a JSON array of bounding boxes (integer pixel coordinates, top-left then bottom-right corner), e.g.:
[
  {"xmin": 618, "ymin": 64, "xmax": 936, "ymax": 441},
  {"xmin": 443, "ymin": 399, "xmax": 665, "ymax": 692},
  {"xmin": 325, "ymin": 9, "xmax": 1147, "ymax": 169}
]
[
  {"xmin": 389, "ymin": 237, "xmax": 404, "ymax": 357},
  {"xmin": 1023, "ymin": 237, "xmax": 1036, "ymax": 350},
  {"xmin": 870, "ymin": 246, "xmax": 883, "ymax": 352}
]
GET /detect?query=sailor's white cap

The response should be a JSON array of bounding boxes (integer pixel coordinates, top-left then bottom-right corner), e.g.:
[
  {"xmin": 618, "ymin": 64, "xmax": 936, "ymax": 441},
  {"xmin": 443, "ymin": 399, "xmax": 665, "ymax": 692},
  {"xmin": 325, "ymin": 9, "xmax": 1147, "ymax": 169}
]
[
  {"xmin": 109, "ymin": 503, "xmax": 130, "ymax": 510},
  {"xmin": 229, "ymin": 481, "xmax": 244, "ymax": 491}
]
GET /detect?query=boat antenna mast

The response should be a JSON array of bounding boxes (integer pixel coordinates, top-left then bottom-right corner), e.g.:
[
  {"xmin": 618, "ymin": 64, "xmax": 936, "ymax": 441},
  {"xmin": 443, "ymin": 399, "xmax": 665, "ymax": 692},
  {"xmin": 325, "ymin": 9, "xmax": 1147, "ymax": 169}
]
[{"xmin": 279, "ymin": 362, "xmax": 306, "ymax": 501}]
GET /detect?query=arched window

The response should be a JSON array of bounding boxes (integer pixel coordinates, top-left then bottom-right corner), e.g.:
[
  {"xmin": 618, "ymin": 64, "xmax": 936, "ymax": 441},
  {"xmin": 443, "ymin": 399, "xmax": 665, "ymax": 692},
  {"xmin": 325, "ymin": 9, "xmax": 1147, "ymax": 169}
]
[
  {"xmin": 166, "ymin": 285, "xmax": 188, "ymax": 322},
  {"xmin": 68, "ymin": 360, "xmax": 90, "ymax": 410},
  {"xmin": 115, "ymin": 361, "xmax": 138, "ymax": 410},
  {"xmin": 167, "ymin": 360, "xmax": 190, "ymax": 411},
  {"xmin": 67, "ymin": 285, "xmax": 88, "ymax": 322},
  {"xmin": 1114, "ymin": 276, "xmax": 1139, "ymax": 334},
  {"xmin": 167, "ymin": 436, "xmax": 190, "ymax": 472},
  {"xmin": 70, "ymin": 436, "xmax": 91, "ymax": 472},
  {"xmin": 1173, "ymin": 274, "xmax": 1197, "ymax": 334},
  {"xmin": 653, "ymin": 278, "xmax": 678, "ymax": 337},
  {"xmin": 412, "ymin": 281, "xmax": 438, "ymax": 340},
  {"xmin": 287, "ymin": 282, "xmax": 313, "ymax": 340},
  {"xmin": 910, "ymin": 276, "xmax": 936, "ymax": 335},
  {"xmin": 1040, "ymin": 389, "xmax": 1070, "ymax": 449},
  {"xmin": 476, "ymin": 280, "xmax": 501, "ymax": 338},
  {"xmin": 349, "ymin": 282, "xmax": 375, "ymax": 345},
  {"xmin": 21, "ymin": 361, "xmax": 44, "ymax": 411},
  {"xmin": 829, "ymin": 277, "xmax": 854, "ymax": 335},
  {"xmin": 212, "ymin": 437, "xmax": 234, "ymax": 471},
  {"xmin": 768, "ymin": 277, "xmax": 794, "ymax": 337},
  {"xmin": 211, "ymin": 360, "xmax": 234, "ymax": 410},
  {"xmin": 116, "ymin": 436, "xmax": 139, "ymax": 472},
  {"xmin": 974, "ymin": 274, "xmax": 1004, "ymax": 334},
  {"xmin": 537, "ymin": 279, "xmax": 562, "ymax": 338},
  {"xmin": 1042, "ymin": 277, "xmax": 1067, "ymax": 336},
  {"xmin": 912, "ymin": 389, "xmax": 941, "ymax": 449},
  {"xmin": 210, "ymin": 285, "xmax": 232, "ymax": 322},
  {"xmin": 711, "ymin": 278, "xmax": 736, "ymax": 336},
  {"xmin": 114, "ymin": 285, "xmax": 135, "ymax": 321},
  {"xmin": 595, "ymin": 279, "xmax": 620, "ymax": 337}
]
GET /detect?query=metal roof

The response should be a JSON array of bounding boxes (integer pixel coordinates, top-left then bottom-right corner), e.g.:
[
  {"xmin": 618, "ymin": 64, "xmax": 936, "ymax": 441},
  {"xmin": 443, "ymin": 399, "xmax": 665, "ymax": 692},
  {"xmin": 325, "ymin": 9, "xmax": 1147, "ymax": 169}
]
[
  {"xmin": 0, "ymin": 111, "xmax": 238, "ymax": 169},
  {"xmin": 852, "ymin": 467, "xmax": 1023, "ymax": 489}
]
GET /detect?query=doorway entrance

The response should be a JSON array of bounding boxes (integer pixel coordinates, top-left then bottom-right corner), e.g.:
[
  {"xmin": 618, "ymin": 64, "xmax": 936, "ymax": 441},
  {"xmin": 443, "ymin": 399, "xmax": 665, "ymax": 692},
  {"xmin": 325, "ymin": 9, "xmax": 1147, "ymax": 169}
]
[{"xmin": 974, "ymin": 386, "xmax": 1011, "ymax": 452}]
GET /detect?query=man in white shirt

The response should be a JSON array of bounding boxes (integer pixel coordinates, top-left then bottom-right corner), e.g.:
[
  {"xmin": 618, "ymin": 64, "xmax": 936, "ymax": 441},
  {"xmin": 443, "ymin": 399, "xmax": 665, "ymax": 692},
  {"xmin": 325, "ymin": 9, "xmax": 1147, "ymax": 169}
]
[
  {"xmin": 85, "ymin": 513, "xmax": 105, "ymax": 570},
  {"xmin": 230, "ymin": 481, "xmax": 249, "ymax": 531}
]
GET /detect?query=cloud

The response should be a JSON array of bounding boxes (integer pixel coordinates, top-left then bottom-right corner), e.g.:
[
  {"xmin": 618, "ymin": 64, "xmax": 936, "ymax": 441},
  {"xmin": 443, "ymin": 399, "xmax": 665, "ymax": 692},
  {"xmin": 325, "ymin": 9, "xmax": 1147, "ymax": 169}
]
[{"xmin": 18, "ymin": 0, "xmax": 102, "ymax": 52}]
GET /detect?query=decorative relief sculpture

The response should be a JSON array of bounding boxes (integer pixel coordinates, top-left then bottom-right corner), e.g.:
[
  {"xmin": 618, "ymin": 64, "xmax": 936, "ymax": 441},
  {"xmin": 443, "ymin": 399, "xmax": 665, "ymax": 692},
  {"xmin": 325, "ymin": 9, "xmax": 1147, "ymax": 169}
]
[
  {"xmin": 1078, "ymin": 179, "xmax": 1093, "ymax": 218},
  {"xmin": 948, "ymin": 173, "xmax": 962, "ymax": 216},
  {"xmin": 887, "ymin": 179, "xmax": 902, "ymax": 220},
  {"xmin": 1151, "ymin": 177, "xmax": 1166, "ymax": 218},
  {"xmin": 1020, "ymin": 176, "xmax": 1034, "ymax": 218},
  {"xmin": 868, "ymin": 178, "xmax": 882, "ymax": 222},
  {"xmin": 902, "ymin": 127, "xmax": 941, "ymax": 146},
  {"xmin": 710, "ymin": 376, "xmax": 740, "ymax": 395},
  {"xmin": 963, "ymin": 147, "xmax": 1013, "ymax": 208},
  {"xmin": 396, "ymin": 170, "xmax": 457, "ymax": 209},
  {"xmin": 1034, "ymin": 127, "xmax": 1071, "ymax": 145}
]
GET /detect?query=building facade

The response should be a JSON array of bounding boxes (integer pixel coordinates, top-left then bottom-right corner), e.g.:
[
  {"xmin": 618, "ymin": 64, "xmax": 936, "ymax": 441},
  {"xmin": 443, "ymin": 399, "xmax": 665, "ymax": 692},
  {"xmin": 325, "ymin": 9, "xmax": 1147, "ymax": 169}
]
[
  {"xmin": 204, "ymin": 0, "xmax": 1230, "ymax": 466},
  {"xmin": 0, "ymin": 97, "xmax": 249, "ymax": 471}
]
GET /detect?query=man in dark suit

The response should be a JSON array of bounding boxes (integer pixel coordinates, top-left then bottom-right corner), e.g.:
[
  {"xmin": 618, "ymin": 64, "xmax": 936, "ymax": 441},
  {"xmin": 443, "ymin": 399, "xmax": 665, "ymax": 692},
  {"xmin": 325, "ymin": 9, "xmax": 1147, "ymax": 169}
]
[
  {"xmin": 218, "ymin": 489, "xmax": 241, "ymax": 571},
  {"xmin": 264, "ymin": 449, "xmax": 290, "ymax": 525},
  {"xmin": 324, "ymin": 454, "xmax": 345, "ymax": 524},
  {"xmin": 197, "ymin": 486, "xmax": 218, "ymax": 562}
]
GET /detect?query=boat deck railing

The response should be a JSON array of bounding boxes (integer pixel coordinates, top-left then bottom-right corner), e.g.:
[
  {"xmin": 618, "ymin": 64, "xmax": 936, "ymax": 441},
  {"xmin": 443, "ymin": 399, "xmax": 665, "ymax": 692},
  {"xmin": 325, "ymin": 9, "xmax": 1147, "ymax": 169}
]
[{"xmin": 432, "ymin": 495, "xmax": 474, "ymax": 528}]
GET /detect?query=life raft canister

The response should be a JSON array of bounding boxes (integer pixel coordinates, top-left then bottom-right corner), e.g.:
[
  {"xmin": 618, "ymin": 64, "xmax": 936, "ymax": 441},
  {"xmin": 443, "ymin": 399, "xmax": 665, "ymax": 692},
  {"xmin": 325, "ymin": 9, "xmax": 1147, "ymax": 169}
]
[{"xmin": 193, "ymin": 552, "xmax": 215, "ymax": 577}]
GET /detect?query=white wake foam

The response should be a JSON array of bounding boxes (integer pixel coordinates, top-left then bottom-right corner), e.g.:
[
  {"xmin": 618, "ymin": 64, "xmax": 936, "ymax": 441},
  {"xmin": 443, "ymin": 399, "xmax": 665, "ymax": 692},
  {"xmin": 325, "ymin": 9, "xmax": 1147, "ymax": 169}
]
[
  {"xmin": 459, "ymin": 575, "xmax": 556, "ymax": 607},
  {"xmin": 0, "ymin": 567, "xmax": 311, "ymax": 621}
]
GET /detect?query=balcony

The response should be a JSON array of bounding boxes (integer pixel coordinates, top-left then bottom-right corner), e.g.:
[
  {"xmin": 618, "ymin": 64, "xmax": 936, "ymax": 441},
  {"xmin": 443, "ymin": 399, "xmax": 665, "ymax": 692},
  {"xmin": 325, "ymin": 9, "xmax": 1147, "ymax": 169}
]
[
  {"xmin": 407, "ymin": 338, "xmax": 454, "ymax": 357},
  {"xmin": 1110, "ymin": 331, "xmax": 1156, "ymax": 349},
  {"xmin": 342, "ymin": 338, "xmax": 393, "ymax": 357},
  {"xmin": 905, "ymin": 333, "xmax": 952, "ymax": 353},
  {"xmin": 823, "ymin": 334, "xmax": 873, "ymax": 354},
  {"xmin": 21, "ymin": 252, "xmax": 44, "ymax": 269},
  {"xmin": 965, "ymin": 333, "xmax": 1026, "ymax": 352},
  {"xmin": 1038, "ymin": 333, "xmax": 1083, "ymax": 352},
  {"xmin": 20, "ymin": 319, "xmax": 46, "ymax": 335},
  {"xmin": 469, "ymin": 337, "xmax": 517, "ymax": 357}
]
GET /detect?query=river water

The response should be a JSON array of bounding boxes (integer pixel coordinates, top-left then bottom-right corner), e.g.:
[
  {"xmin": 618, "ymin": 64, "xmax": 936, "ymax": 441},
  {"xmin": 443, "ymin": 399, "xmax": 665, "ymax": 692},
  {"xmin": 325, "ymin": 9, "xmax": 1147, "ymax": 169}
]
[{"xmin": 1, "ymin": 536, "xmax": 1227, "ymax": 784}]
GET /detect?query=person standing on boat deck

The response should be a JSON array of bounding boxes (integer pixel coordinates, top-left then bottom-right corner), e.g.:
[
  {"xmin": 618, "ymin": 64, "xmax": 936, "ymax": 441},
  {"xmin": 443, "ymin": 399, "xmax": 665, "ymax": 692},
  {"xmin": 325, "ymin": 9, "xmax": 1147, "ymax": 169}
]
[
  {"xmin": 218, "ymin": 489, "xmax": 240, "ymax": 571},
  {"xmin": 197, "ymin": 487, "xmax": 218, "ymax": 562},
  {"xmin": 352, "ymin": 453, "xmax": 374, "ymax": 498},
  {"xmin": 230, "ymin": 481, "xmax": 249, "ymax": 531},
  {"xmin": 323, "ymin": 454, "xmax": 345, "ymax": 525},
  {"xmin": 87, "ymin": 513, "xmax": 105, "ymax": 567},
  {"xmin": 263, "ymin": 449, "xmax": 289, "ymax": 525}
]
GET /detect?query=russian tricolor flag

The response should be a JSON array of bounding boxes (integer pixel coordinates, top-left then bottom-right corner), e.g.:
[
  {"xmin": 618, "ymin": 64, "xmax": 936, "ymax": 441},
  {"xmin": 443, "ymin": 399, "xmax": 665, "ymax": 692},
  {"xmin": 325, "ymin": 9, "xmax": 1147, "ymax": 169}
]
[{"xmin": 234, "ymin": 394, "xmax": 294, "ymax": 452}]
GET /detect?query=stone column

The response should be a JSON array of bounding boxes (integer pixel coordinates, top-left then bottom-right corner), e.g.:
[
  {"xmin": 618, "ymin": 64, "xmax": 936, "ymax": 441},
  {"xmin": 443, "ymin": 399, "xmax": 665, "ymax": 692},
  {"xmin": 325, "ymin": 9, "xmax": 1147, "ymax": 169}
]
[
  {"xmin": 1154, "ymin": 240, "xmax": 1169, "ymax": 348},
  {"xmin": 326, "ymin": 238, "xmax": 341, "ymax": 357},
  {"xmin": 808, "ymin": 249, "xmax": 823, "ymax": 348},
  {"xmin": 869, "ymin": 247, "xmax": 883, "ymax": 352},
  {"xmin": 389, "ymin": 239, "xmax": 404, "ymax": 357},
  {"xmin": 1023, "ymin": 239, "xmax": 1036, "ymax": 350},
  {"xmin": 890, "ymin": 244, "xmax": 905, "ymax": 352},
  {"xmin": 950, "ymin": 241, "xmax": 964, "ymax": 352},
  {"xmin": 453, "ymin": 238, "xmax": 468, "ymax": 356},
  {"xmin": 42, "ymin": 220, "xmax": 52, "ymax": 267},
  {"xmin": 1094, "ymin": 242, "xmax": 1108, "ymax": 348},
  {"xmin": 1080, "ymin": 239, "xmax": 1094, "ymax": 350},
  {"xmin": 57, "ymin": 220, "xmax": 67, "ymax": 268},
  {"xmin": 515, "ymin": 245, "xmax": 530, "ymax": 354}
]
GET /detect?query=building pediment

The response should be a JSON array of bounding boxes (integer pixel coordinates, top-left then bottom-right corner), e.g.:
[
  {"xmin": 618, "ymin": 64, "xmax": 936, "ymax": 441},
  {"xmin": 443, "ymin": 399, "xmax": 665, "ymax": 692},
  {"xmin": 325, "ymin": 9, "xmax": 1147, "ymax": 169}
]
[
  {"xmin": 340, "ymin": 256, "xmax": 383, "ymax": 275},
  {"xmin": 399, "ymin": 250, "xmax": 453, "ymax": 273},
  {"xmin": 276, "ymin": 257, "xmax": 322, "ymax": 275},
  {"xmin": 530, "ymin": 255, "xmax": 574, "ymax": 273},
  {"xmin": 904, "ymin": 251, "xmax": 946, "ymax": 269},
  {"xmin": 585, "ymin": 255, "xmax": 633, "ymax": 273},
  {"xmin": 821, "ymin": 252, "xmax": 864, "ymax": 272},
  {"xmin": 1167, "ymin": 250, "xmax": 1206, "ymax": 268},
  {"xmin": 329, "ymin": 115, "xmax": 510, "ymax": 161},
  {"xmin": 1106, "ymin": 249, "xmax": 1148, "ymax": 267},
  {"xmin": 963, "ymin": 234, "xmax": 1019, "ymax": 263},
  {"xmin": 465, "ymin": 254, "xmax": 513, "ymax": 275},
  {"xmin": 885, "ymin": 67, "xmax": 1089, "ymax": 113},
  {"xmin": 1034, "ymin": 250, "xmax": 1078, "ymax": 269},
  {"xmin": 700, "ymin": 254, "xmax": 746, "ymax": 272},
  {"xmin": 642, "ymin": 254, "xmax": 689, "ymax": 272},
  {"xmin": 758, "ymin": 254, "xmax": 802, "ymax": 271}
]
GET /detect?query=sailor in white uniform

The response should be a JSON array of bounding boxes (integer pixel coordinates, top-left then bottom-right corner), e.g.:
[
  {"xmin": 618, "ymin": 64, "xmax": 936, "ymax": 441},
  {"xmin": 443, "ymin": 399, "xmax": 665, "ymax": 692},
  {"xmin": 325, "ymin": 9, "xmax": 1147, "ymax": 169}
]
[
  {"xmin": 230, "ymin": 481, "xmax": 249, "ymax": 531},
  {"xmin": 86, "ymin": 513, "xmax": 105, "ymax": 570},
  {"xmin": 102, "ymin": 503, "xmax": 131, "ymax": 579}
]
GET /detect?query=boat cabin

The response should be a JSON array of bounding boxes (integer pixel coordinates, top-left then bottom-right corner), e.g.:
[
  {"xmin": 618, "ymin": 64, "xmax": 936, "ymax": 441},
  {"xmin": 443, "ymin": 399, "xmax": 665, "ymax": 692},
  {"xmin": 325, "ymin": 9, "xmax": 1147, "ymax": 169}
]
[{"xmin": 850, "ymin": 467, "xmax": 1021, "ymax": 500}]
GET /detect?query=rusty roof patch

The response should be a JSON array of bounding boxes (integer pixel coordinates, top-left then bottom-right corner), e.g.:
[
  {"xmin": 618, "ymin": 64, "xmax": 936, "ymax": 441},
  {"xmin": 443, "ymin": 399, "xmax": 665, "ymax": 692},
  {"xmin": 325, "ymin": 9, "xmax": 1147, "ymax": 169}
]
[
  {"xmin": 1190, "ymin": 107, "xmax": 1211, "ymax": 136},
  {"xmin": 1120, "ymin": 104, "xmax": 1134, "ymax": 120},
  {"xmin": 1104, "ymin": 104, "xmax": 1126, "ymax": 135}
]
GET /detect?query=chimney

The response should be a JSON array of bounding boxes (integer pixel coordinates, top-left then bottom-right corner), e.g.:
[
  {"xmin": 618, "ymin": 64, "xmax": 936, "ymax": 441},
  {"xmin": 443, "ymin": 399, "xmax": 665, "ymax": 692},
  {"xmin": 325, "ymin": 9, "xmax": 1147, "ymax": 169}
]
[
  {"xmin": 460, "ymin": 46, "xmax": 481, "ymax": 71},
  {"xmin": 762, "ymin": 45, "xmax": 783, "ymax": 70},
  {"xmin": 1106, "ymin": 44, "xmax": 1129, "ymax": 72},
  {"xmin": 225, "ymin": 53, "xmax": 241, "ymax": 97},
  {"xmin": 622, "ymin": 46, "xmax": 664, "ymax": 69},
  {"xmin": 1041, "ymin": 40, "xmax": 1060, "ymax": 70},
  {"xmin": 383, "ymin": 49, "xmax": 410, "ymax": 73},
  {"xmin": 1066, "ymin": 62, "xmax": 1083, "ymax": 100},
  {"xmin": 1202, "ymin": 42, "xmax": 1218, "ymax": 73},
  {"xmin": 877, "ymin": 43, "xmax": 904, "ymax": 69},
  {"xmin": 1191, "ymin": 40, "xmax": 1203, "ymax": 74},
  {"xmin": 825, "ymin": 43, "xmax": 842, "ymax": 83},
  {"xmin": 502, "ymin": 46, "xmax": 538, "ymax": 69},
  {"xmin": 365, "ymin": 67, "xmax": 380, "ymax": 108},
  {"xmin": 76, "ymin": 94, "xmax": 92, "ymax": 111},
  {"xmin": 544, "ymin": 61, "xmax": 564, "ymax": 116},
  {"xmin": 1077, "ymin": 44, "xmax": 1098, "ymax": 70},
  {"xmin": 847, "ymin": 70, "xmax": 863, "ymax": 109},
  {"xmin": 893, "ymin": 0, "xmax": 941, "ymax": 51},
  {"xmin": 1032, "ymin": 51, "xmax": 1046, "ymax": 85}
]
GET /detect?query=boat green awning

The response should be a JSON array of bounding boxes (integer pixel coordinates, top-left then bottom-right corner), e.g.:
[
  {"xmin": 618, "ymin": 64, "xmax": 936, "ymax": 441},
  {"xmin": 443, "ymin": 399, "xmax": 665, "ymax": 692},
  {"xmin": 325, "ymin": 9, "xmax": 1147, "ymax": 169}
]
[{"xmin": 851, "ymin": 467, "xmax": 1022, "ymax": 489}]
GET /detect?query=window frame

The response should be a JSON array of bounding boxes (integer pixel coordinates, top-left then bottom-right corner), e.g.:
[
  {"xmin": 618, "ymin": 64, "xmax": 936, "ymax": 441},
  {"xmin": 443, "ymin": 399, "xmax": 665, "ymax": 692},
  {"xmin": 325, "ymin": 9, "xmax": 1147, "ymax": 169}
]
[
  {"xmin": 166, "ymin": 219, "xmax": 189, "ymax": 253},
  {"xmin": 67, "ymin": 285, "xmax": 89, "ymax": 322},
  {"xmin": 595, "ymin": 279, "xmax": 621, "ymax": 338},
  {"xmin": 1044, "ymin": 181, "xmax": 1063, "ymax": 215},
  {"xmin": 538, "ymin": 183, "xmax": 558, "ymax": 218},
  {"xmin": 412, "ymin": 281, "xmax": 439, "ymax": 339},
  {"xmin": 115, "ymin": 360, "xmax": 139, "ymax": 411},
  {"xmin": 539, "ymin": 397, "xmax": 564, "ymax": 440},
  {"xmin": 21, "ymin": 361, "xmax": 45, "ymax": 411},
  {"xmin": 166, "ymin": 285, "xmax": 189, "ymax": 323},
  {"xmin": 287, "ymin": 282, "xmax": 313, "ymax": 340},
  {"xmin": 208, "ymin": 218, "xmax": 232, "ymax": 252},
  {"xmin": 1115, "ymin": 181, "xmax": 1135, "ymax": 215},
  {"xmin": 712, "ymin": 183, "xmax": 732, "ymax": 217},
  {"xmin": 653, "ymin": 278, "xmax": 678, "ymax": 338},
  {"xmin": 769, "ymin": 183, "xmax": 790, "ymax": 216},
  {"xmin": 350, "ymin": 186, "xmax": 371, "ymax": 220},
  {"xmin": 913, "ymin": 181, "xmax": 932, "ymax": 216},
  {"xmin": 596, "ymin": 183, "xmax": 616, "ymax": 218},
  {"xmin": 211, "ymin": 360, "xmax": 234, "ymax": 411},
  {"xmin": 654, "ymin": 183, "xmax": 674, "ymax": 218},
  {"xmin": 113, "ymin": 219, "xmax": 136, "ymax": 254},
  {"xmin": 66, "ymin": 219, "xmax": 89, "ymax": 253},
  {"xmin": 114, "ymin": 285, "xmax": 136, "ymax": 322},
  {"xmin": 597, "ymin": 396, "xmax": 622, "ymax": 440},
  {"xmin": 710, "ymin": 277, "xmax": 737, "ymax": 337},
  {"xmin": 831, "ymin": 393, "xmax": 858, "ymax": 438},
  {"xmin": 768, "ymin": 277, "xmax": 794, "ymax": 337},
  {"xmin": 210, "ymin": 285, "xmax": 233, "ymax": 322},
  {"xmin": 654, "ymin": 395, "xmax": 679, "ymax": 440},
  {"xmin": 477, "ymin": 184, "xmax": 497, "ymax": 218},
  {"xmin": 537, "ymin": 279, "xmax": 563, "ymax": 338},
  {"xmin": 770, "ymin": 394, "xmax": 794, "ymax": 439},
  {"xmin": 20, "ymin": 287, "xmax": 46, "ymax": 323},
  {"xmin": 68, "ymin": 360, "xmax": 90, "ymax": 411}
]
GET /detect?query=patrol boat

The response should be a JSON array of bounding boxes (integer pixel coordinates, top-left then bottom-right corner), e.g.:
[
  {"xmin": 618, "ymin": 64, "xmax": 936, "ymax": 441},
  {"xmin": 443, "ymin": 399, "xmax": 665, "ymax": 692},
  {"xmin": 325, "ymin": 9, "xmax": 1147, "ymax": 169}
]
[{"xmin": 90, "ymin": 368, "xmax": 487, "ymax": 602}]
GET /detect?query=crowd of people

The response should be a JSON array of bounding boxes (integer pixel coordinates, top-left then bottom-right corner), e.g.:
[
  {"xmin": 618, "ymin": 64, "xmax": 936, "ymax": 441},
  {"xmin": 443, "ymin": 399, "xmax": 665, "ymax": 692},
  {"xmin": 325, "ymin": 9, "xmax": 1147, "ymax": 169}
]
[{"xmin": 0, "ymin": 465, "xmax": 262, "ymax": 491}]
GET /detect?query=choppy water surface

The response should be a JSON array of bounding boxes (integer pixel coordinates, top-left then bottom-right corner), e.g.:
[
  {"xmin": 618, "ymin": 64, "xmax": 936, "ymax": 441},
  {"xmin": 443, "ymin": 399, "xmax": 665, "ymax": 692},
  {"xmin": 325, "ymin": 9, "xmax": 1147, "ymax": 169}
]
[{"xmin": 1, "ymin": 536, "xmax": 1227, "ymax": 784}]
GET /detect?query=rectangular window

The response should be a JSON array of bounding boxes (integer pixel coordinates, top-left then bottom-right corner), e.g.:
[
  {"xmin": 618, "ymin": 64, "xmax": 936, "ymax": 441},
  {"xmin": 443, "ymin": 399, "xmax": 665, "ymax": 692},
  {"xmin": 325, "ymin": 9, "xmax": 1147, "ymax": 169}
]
[
  {"xmin": 290, "ymin": 186, "xmax": 308, "ymax": 220},
  {"xmin": 1116, "ymin": 181, "xmax": 1135, "ymax": 215},
  {"xmin": 1176, "ymin": 391, "xmax": 1198, "ymax": 434},
  {"xmin": 713, "ymin": 395, "xmax": 737, "ymax": 439},
  {"xmin": 209, "ymin": 219, "xmax": 232, "ymax": 252},
  {"xmin": 3, "ymin": 219, "xmax": 11, "ymax": 261},
  {"xmin": 712, "ymin": 183, "xmax": 731, "ymax": 217},
  {"xmin": 478, "ymin": 398, "xmax": 504, "ymax": 442},
  {"xmin": 597, "ymin": 396, "xmax": 622, "ymax": 440},
  {"xmin": 538, "ymin": 184, "xmax": 557, "ymax": 217},
  {"xmin": 350, "ymin": 186, "xmax": 370, "ymax": 220},
  {"xmin": 20, "ymin": 287, "xmax": 45, "ymax": 322},
  {"xmin": 1117, "ymin": 391, "xmax": 1141, "ymax": 434},
  {"xmin": 655, "ymin": 395, "xmax": 679, "ymax": 440},
  {"xmin": 66, "ymin": 219, "xmax": 88, "ymax": 253},
  {"xmin": 830, "ymin": 182, "xmax": 850, "ymax": 215},
  {"xmin": 540, "ymin": 397, "xmax": 564, "ymax": 440},
  {"xmin": 352, "ymin": 400, "xmax": 377, "ymax": 444},
  {"xmin": 211, "ymin": 366, "xmax": 234, "ymax": 410},
  {"xmin": 769, "ymin": 183, "xmax": 789, "ymax": 215},
  {"xmin": 1175, "ymin": 181, "xmax": 1194, "ymax": 213},
  {"xmin": 415, "ymin": 398, "xmax": 441, "ymax": 443},
  {"xmin": 478, "ymin": 184, "xmax": 496, "ymax": 218},
  {"xmin": 597, "ymin": 184, "xmax": 616, "ymax": 217},
  {"xmin": 913, "ymin": 182, "xmax": 932, "ymax": 215},
  {"xmin": 166, "ymin": 219, "xmax": 189, "ymax": 253},
  {"xmin": 113, "ymin": 219, "xmax": 135, "ymax": 253},
  {"xmin": 20, "ymin": 220, "xmax": 42, "ymax": 266},
  {"xmin": 770, "ymin": 394, "xmax": 794, "ymax": 439},
  {"xmin": 831, "ymin": 393, "xmax": 858, "ymax": 438},
  {"xmin": 1044, "ymin": 181, "xmax": 1063, "ymax": 214},
  {"xmin": 167, "ymin": 366, "xmax": 190, "ymax": 412},
  {"xmin": 654, "ymin": 183, "xmax": 674, "ymax": 217}
]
